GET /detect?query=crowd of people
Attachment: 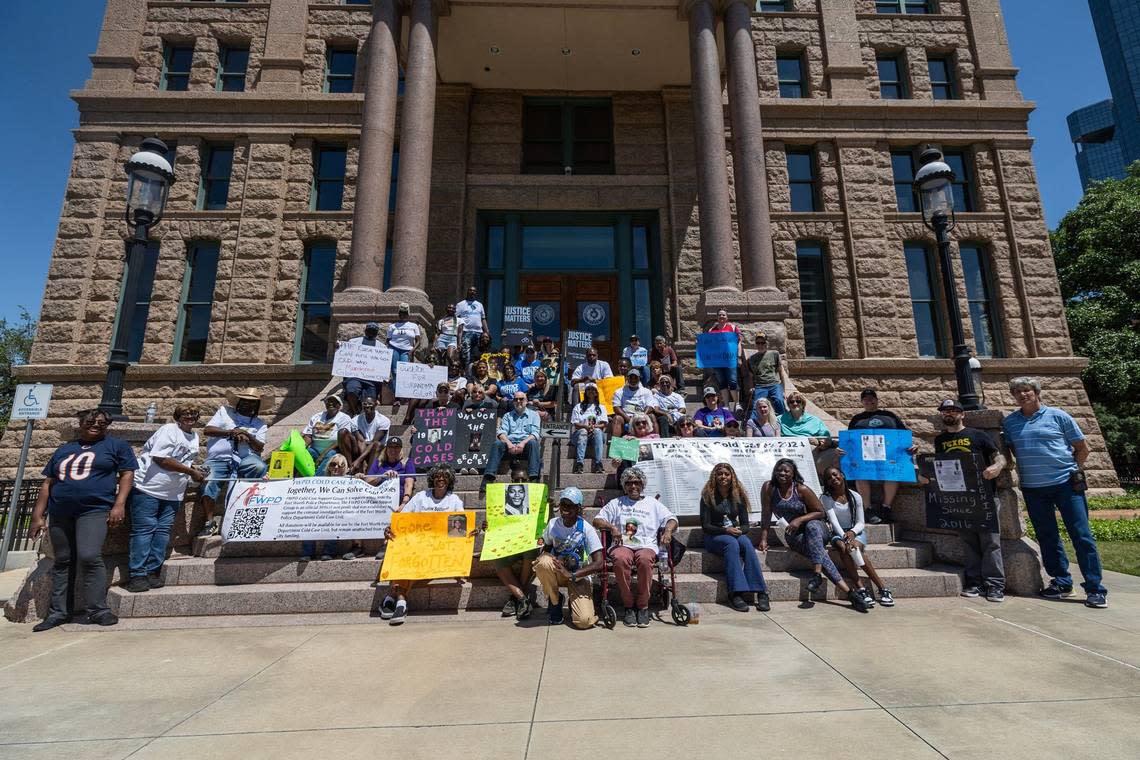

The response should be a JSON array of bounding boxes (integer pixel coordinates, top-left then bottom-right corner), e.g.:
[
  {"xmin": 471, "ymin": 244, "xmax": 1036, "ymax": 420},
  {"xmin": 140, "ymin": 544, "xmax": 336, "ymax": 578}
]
[{"xmin": 22, "ymin": 284, "xmax": 1110, "ymax": 630}]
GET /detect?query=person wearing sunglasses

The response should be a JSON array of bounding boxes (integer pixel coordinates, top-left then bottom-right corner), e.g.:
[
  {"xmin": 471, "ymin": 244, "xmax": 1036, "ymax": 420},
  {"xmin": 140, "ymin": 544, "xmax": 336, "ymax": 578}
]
[
  {"xmin": 302, "ymin": 454, "xmax": 352, "ymax": 561},
  {"xmin": 362, "ymin": 436, "xmax": 417, "ymax": 558},
  {"xmin": 125, "ymin": 404, "xmax": 206, "ymax": 594},
  {"xmin": 778, "ymin": 392, "xmax": 837, "ymax": 455},
  {"xmin": 29, "ymin": 409, "xmax": 138, "ymax": 631}
]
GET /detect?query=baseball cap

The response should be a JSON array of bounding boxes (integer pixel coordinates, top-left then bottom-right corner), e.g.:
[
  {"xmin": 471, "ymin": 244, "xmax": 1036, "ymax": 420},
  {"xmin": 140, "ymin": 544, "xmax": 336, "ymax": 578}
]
[
  {"xmin": 726, "ymin": 418, "xmax": 740, "ymax": 427},
  {"xmin": 627, "ymin": 369, "xmax": 641, "ymax": 379},
  {"xmin": 937, "ymin": 398, "xmax": 963, "ymax": 412},
  {"xmin": 703, "ymin": 386, "xmax": 718, "ymax": 397},
  {"xmin": 384, "ymin": 436, "xmax": 403, "ymax": 447},
  {"xmin": 325, "ymin": 393, "xmax": 343, "ymax": 404},
  {"xmin": 860, "ymin": 388, "xmax": 878, "ymax": 399},
  {"xmin": 365, "ymin": 321, "xmax": 380, "ymax": 331},
  {"xmin": 629, "ymin": 334, "xmax": 640, "ymax": 341},
  {"xmin": 558, "ymin": 486, "xmax": 585, "ymax": 507}
]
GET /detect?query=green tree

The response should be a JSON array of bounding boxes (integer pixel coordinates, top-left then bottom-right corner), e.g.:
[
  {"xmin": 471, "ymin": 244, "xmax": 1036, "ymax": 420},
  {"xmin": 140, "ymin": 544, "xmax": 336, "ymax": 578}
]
[
  {"xmin": 0, "ymin": 307, "xmax": 37, "ymax": 434},
  {"xmin": 1051, "ymin": 163, "xmax": 1140, "ymax": 467}
]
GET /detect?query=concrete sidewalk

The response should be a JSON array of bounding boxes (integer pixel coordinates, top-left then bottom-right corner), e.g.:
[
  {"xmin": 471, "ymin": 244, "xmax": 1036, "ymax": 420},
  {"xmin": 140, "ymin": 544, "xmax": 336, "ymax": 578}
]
[{"xmin": 1, "ymin": 571, "xmax": 1137, "ymax": 760}]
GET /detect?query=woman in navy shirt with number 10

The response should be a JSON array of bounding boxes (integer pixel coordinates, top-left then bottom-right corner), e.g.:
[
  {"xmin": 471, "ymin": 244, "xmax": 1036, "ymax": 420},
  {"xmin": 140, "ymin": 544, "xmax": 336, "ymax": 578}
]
[{"xmin": 29, "ymin": 408, "xmax": 138, "ymax": 631}]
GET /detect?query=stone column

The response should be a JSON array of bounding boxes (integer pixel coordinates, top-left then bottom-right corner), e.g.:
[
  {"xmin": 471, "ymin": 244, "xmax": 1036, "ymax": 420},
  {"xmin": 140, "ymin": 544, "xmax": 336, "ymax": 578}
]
[
  {"xmin": 258, "ymin": 0, "xmax": 311, "ymax": 93},
  {"xmin": 86, "ymin": 0, "xmax": 148, "ymax": 90},
  {"xmin": 345, "ymin": 0, "xmax": 402, "ymax": 293},
  {"xmin": 723, "ymin": 0, "xmax": 777, "ymax": 294},
  {"xmin": 818, "ymin": 0, "xmax": 867, "ymax": 98},
  {"xmin": 687, "ymin": 0, "xmax": 736, "ymax": 295},
  {"xmin": 387, "ymin": 0, "xmax": 440, "ymax": 318}
]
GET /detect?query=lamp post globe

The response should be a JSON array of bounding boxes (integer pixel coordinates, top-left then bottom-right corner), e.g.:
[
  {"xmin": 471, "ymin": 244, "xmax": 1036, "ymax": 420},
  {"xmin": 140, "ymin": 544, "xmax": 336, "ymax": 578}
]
[
  {"xmin": 97, "ymin": 137, "xmax": 176, "ymax": 420},
  {"xmin": 913, "ymin": 146, "xmax": 981, "ymax": 411}
]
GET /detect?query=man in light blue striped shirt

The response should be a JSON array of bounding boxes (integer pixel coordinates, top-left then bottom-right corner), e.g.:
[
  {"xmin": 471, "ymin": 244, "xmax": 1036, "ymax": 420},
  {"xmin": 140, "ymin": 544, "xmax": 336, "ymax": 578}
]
[
  {"xmin": 1001, "ymin": 377, "xmax": 1106, "ymax": 608},
  {"xmin": 483, "ymin": 392, "xmax": 542, "ymax": 485}
]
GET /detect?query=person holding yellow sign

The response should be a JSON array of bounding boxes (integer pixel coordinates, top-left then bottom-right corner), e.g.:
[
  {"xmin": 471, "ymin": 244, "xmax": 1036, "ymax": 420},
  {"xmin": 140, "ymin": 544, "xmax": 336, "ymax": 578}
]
[{"xmin": 378, "ymin": 464, "xmax": 467, "ymax": 625}]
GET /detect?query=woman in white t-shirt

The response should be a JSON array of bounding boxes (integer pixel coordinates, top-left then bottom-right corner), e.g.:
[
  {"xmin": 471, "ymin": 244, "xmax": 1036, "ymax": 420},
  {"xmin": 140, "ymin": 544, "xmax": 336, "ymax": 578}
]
[
  {"xmin": 302, "ymin": 394, "xmax": 355, "ymax": 473},
  {"xmin": 387, "ymin": 303, "xmax": 424, "ymax": 416},
  {"xmin": 822, "ymin": 466, "xmax": 894, "ymax": 608},
  {"xmin": 126, "ymin": 405, "xmax": 205, "ymax": 593},
  {"xmin": 377, "ymin": 464, "xmax": 467, "ymax": 625}
]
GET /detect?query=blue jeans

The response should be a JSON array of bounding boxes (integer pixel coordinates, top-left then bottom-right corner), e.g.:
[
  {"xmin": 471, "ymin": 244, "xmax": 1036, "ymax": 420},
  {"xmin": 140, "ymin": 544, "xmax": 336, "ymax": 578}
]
[
  {"xmin": 461, "ymin": 331, "xmax": 482, "ymax": 366},
  {"xmin": 391, "ymin": 349, "xmax": 411, "ymax": 392},
  {"xmin": 707, "ymin": 533, "xmax": 767, "ymax": 594},
  {"xmin": 571, "ymin": 428, "xmax": 604, "ymax": 464},
  {"xmin": 128, "ymin": 489, "xmax": 180, "ymax": 578},
  {"xmin": 301, "ymin": 540, "xmax": 341, "ymax": 557},
  {"xmin": 202, "ymin": 455, "xmax": 270, "ymax": 502},
  {"xmin": 1022, "ymin": 481, "xmax": 1106, "ymax": 595},
  {"xmin": 484, "ymin": 439, "xmax": 541, "ymax": 478},
  {"xmin": 343, "ymin": 377, "xmax": 378, "ymax": 402},
  {"xmin": 712, "ymin": 366, "xmax": 738, "ymax": 391},
  {"xmin": 750, "ymin": 384, "xmax": 786, "ymax": 415}
]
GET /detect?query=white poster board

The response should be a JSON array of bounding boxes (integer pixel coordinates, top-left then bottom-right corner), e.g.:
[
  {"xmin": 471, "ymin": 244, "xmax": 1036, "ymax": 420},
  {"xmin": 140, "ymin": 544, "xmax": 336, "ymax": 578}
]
[
  {"xmin": 332, "ymin": 342, "xmax": 394, "ymax": 382},
  {"xmin": 394, "ymin": 362, "xmax": 448, "ymax": 400},
  {"xmin": 221, "ymin": 476, "xmax": 399, "ymax": 541},
  {"xmin": 634, "ymin": 438, "xmax": 821, "ymax": 517}
]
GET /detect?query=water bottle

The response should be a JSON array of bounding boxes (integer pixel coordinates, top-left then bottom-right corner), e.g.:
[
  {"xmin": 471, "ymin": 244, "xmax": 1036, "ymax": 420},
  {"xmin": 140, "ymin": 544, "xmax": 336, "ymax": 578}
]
[
  {"xmin": 687, "ymin": 593, "xmax": 701, "ymax": 625},
  {"xmin": 145, "ymin": 402, "xmax": 157, "ymax": 423}
]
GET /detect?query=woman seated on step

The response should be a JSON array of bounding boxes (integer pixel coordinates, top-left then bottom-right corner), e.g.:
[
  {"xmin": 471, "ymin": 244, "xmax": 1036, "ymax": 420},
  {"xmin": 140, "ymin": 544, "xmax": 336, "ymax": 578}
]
[
  {"xmin": 746, "ymin": 397, "xmax": 782, "ymax": 438},
  {"xmin": 359, "ymin": 436, "xmax": 416, "ymax": 558},
  {"xmin": 570, "ymin": 382, "xmax": 608, "ymax": 474},
  {"xmin": 759, "ymin": 458, "xmax": 870, "ymax": 612},
  {"xmin": 534, "ymin": 487, "xmax": 605, "ymax": 628},
  {"xmin": 302, "ymin": 393, "xmax": 355, "ymax": 474},
  {"xmin": 378, "ymin": 464, "xmax": 467, "ymax": 625},
  {"xmin": 700, "ymin": 463, "xmax": 770, "ymax": 612},
  {"xmin": 821, "ymin": 466, "xmax": 894, "ymax": 608},
  {"xmin": 300, "ymin": 454, "xmax": 353, "ymax": 562}
]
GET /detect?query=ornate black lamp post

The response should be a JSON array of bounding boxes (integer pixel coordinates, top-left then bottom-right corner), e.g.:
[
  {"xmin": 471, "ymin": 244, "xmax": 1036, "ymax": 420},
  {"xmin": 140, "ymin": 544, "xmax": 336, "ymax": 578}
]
[
  {"xmin": 97, "ymin": 138, "xmax": 175, "ymax": 419},
  {"xmin": 913, "ymin": 146, "xmax": 982, "ymax": 411}
]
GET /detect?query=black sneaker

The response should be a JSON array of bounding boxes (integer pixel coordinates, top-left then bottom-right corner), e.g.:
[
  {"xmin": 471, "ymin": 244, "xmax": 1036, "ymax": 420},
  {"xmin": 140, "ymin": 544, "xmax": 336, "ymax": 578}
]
[
  {"xmin": 877, "ymin": 589, "xmax": 894, "ymax": 607},
  {"xmin": 572, "ymin": 461, "xmax": 584, "ymax": 474},
  {"xmin": 196, "ymin": 520, "xmax": 217, "ymax": 537},
  {"xmin": 502, "ymin": 596, "xmax": 519, "ymax": 617},
  {"xmin": 32, "ymin": 615, "xmax": 69, "ymax": 633},
  {"xmin": 87, "ymin": 611, "xmax": 119, "ymax": 627},
  {"xmin": 623, "ymin": 608, "xmax": 636, "ymax": 627},
  {"xmin": 859, "ymin": 588, "xmax": 877, "ymax": 608},
  {"xmin": 847, "ymin": 590, "xmax": 869, "ymax": 613},
  {"xmin": 755, "ymin": 592, "xmax": 771, "ymax": 612},
  {"xmin": 548, "ymin": 602, "xmax": 564, "ymax": 625},
  {"xmin": 637, "ymin": 608, "xmax": 651, "ymax": 627},
  {"xmin": 878, "ymin": 506, "xmax": 895, "ymax": 524},
  {"xmin": 516, "ymin": 596, "xmax": 533, "ymax": 620},
  {"xmin": 146, "ymin": 572, "xmax": 165, "ymax": 589},
  {"xmin": 592, "ymin": 462, "xmax": 605, "ymax": 474},
  {"xmin": 125, "ymin": 576, "xmax": 150, "ymax": 593},
  {"xmin": 960, "ymin": 584, "xmax": 981, "ymax": 598},
  {"xmin": 806, "ymin": 572, "xmax": 824, "ymax": 593},
  {"xmin": 985, "ymin": 589, "xmax": 1005, "ymax": 603},
  {"xmin": 1039, "ymin": 581, "xmax": 1073, "ymax": 600},
  {"xmin": 1085, "ymin": 592, "xmax": 1108, "ymax": 609},
  {"xmin": 730, "ymin": 594, "xmax": 749, "ymax": 612},
  {"xmin": 390, "ymin": 604, "xmax": 407, "ymax": 625},
  {"xmin": 378, "ymin": 596, "xmax": 397, "ymax": 620}
]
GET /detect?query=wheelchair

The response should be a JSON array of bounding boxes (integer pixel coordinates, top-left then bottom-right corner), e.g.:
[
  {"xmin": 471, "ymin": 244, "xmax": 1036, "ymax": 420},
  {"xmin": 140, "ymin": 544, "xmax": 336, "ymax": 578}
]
[{"xmin": 596, "ymin": 528, "xmax": 691, "ymax": 628}]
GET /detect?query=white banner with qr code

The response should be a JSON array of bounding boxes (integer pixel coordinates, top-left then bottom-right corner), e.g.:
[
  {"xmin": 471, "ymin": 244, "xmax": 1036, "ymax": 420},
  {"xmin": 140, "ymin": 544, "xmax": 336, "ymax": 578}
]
[{"xmin": 221, "ymin": 476, "xmax": 400, "ymax": 542}]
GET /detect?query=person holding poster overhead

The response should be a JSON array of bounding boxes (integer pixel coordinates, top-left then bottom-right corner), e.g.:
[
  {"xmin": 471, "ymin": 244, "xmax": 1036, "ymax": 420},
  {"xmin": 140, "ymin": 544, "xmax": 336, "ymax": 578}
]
[
  {"xmin": 759, "ymin": 459, "xmax": 869, "ymax": 612},
  {"xmin": 378, "ymin": 465, "xmax": 466, "ymax": 625},
  {"xmin": 700, "ymin": 464, "xmax": 770, "ymax": 612},
  {"xmin": 1001, "ymin": 377, "xmax": 1106, "ymax": 608},
  {"xmin": 927, "ymin": 399, "xmax": 1006, "ymax": 602},
  {"xmin": 704, "ymin": 309, "xmax": 744, "ymax": 412},
  {"xmin": 535, "ymin": 487, "xmax": 604, "ymax": 628},
  {"xmin": 593, "ymin": 467, "xmax": 678, "ymax": 628},
  {"xmin": 848, "ymin": 388, "xmax": 917, "ymax": 525}
]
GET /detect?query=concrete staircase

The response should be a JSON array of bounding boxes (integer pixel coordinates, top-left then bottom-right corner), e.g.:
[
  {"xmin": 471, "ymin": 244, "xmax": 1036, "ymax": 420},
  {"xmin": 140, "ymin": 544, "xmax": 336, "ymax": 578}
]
[{"xmin": 104, "ymin": 379, "xmax": 964, "ymax": 622}]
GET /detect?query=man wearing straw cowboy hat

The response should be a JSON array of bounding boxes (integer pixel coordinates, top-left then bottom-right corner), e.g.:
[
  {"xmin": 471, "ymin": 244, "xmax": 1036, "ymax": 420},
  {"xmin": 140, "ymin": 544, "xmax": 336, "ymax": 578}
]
[{"xmin": 197, "ymin": 387, "xmax": 273, "ymax": 536}]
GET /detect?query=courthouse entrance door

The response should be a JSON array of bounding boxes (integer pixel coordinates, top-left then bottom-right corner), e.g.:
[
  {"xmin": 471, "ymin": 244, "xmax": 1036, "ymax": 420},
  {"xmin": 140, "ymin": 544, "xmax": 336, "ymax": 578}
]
[
  {"xmin": 477, "ymin": 211, "xmax": 663, "ymax": 367},
  {"xmin": 520, "ymin": 275, "xmax": 618, "ymax": 365}
]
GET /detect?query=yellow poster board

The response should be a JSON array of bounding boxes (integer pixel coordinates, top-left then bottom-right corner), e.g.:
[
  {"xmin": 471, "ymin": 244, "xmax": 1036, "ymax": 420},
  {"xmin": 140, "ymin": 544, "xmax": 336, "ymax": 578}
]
[
  {"xmin": 267, "ymin": 451, "xmax": 295, "ymax": 480},
  {"xmin": 596, "ymin": 375, "xmax": 625, "ymax": 415},
  {"xmin": 379, "ymin": 511, "xmax": 475, "ymax": 581},
  {"xmin": 481, "ymin": 483, "xmax": 548, "ymax": 561}
]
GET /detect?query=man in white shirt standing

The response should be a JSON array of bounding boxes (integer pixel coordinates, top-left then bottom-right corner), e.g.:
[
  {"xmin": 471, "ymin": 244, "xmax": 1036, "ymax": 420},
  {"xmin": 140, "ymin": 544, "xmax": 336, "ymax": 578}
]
[
  {"xmin": 456, "ymin": 286, "xmax": 490, "ymax": 367},
  {"xmin": 198, "ymin": 388, "xmax": 271, "ymax": 537},
  {"xmin": 609, "ymin": 369, "xmax": 656, "ymax": 438}
]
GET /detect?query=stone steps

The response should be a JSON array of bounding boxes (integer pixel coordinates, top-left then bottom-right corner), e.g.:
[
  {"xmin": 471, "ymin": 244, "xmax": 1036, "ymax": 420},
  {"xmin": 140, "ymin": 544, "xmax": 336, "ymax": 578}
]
[{"xmin": 106, "ymin": 565, "xmax": 963, "ymax": 618}]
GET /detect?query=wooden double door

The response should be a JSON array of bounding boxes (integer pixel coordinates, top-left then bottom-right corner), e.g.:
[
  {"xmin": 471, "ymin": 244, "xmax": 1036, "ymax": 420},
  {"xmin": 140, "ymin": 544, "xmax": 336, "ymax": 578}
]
[{"xmin": 519, "ymin": 275, "xmax": 619, "ymax": 365}]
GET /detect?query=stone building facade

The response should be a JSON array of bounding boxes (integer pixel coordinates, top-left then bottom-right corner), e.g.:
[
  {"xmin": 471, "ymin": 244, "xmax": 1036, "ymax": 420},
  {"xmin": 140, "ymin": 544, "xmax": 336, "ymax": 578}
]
[{"xmin": 4, "ymin": 0, "xmax": 1117, "ymax": 488}]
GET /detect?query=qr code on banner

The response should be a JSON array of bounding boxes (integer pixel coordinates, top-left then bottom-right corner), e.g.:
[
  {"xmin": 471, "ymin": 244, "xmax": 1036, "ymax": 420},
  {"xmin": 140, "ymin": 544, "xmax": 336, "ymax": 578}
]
[{"xmin": 227, "ymin": 507, "xmax": 269, "ymax": 539}]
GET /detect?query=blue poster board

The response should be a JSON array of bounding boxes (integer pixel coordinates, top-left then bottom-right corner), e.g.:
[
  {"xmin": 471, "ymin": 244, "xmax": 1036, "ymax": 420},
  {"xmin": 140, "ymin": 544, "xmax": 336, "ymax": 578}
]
[
  {"xmin": 838, "ymin": 429, "xmax": 916, "ymax": 483},
  {"xmin": 696, "ymin": 332, "xmax": 738, "ymax": 369}
]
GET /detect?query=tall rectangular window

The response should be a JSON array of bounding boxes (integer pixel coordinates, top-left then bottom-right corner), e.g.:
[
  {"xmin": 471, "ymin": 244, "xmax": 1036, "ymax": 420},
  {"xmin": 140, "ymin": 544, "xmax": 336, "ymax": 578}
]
[
  {"xmin": 312, "ymin": 145, "xmax": 347, "ymax": 211},
  {"xmin": 876, "ymin": 0, "xmax": 931, "ymax": 12},
  {"xmin": 777, "ymin": 54, "xmax": 807, "ymax": 98},
  {"xmin": 943, "ymin": 149, "xmax": 977, "ymax": 212},
  {"xmin": 927, "ymin": 55, "xmax": 956, "ymax": 100},
  {"xmin": 296, "ymin": 242, "xmax": 337, "ymax": 362},
  {"xmin": 325, "ymin": 46, "xmax": 357, "ymax": 92},
  {"xmin": 161, "ymin": 43, "xmax": 193, "ymax": 91},
  {"xmin": 796, "ymin": 242, "xmax": 835, "ymax": 358},
  {"xmin": 891, "ymin": 149, "xmax": 919, "ymax": 212},
  {"xmin": 217, "ymin": 45, "xmax": 249, "ymax": 92},
  {"xmin": 787, "ymin": 148, "xmax": 819, "ymax": 212},
  {"xmin": 959, "ymin": 243, "xmax": 1002, "ymax": 357},
  {"xmin": 904, "ymin": 243, "xmax": 946, "ymax": 357},
  {"xmin": 174, "ymin": 242, "xmax": 220, "ymax": 363},
  {"xmin": 757, "ymin": 1, "xmax": 789, "ymax": 11},
  {"xmin": 198, "ymin": 144, "xmax": 234, "ymax": 210},
  {"xmin": 113, "ymin": 241, "xmax": 160, "ymax": 363},
  {"xmin": 877, "ymin": 55, "xmax": 908, "ymax": 99},
  {"xmin": 522, "ymin": 99, "xmax": 614, "ymax": 175}
]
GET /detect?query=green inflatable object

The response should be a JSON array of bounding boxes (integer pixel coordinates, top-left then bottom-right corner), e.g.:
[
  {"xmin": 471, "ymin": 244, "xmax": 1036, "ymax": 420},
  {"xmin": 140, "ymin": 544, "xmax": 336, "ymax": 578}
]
[{"xmin": 281, "ymin": 429, "xmax": 315, "ymax": 477}]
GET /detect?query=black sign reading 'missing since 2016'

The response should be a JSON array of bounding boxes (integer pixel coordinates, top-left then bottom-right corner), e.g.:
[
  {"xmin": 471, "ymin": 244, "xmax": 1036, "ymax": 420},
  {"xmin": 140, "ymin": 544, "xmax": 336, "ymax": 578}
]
[{"xmin": 922, "ymin": 452, "xmax": 997, "ymax": 532}]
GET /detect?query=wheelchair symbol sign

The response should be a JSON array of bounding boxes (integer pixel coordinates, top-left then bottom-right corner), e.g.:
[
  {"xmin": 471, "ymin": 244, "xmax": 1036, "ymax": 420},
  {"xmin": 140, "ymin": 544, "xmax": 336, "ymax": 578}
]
[{"xmin": 11, "ymin": 383, "xmax": 53, "ymax": 420}]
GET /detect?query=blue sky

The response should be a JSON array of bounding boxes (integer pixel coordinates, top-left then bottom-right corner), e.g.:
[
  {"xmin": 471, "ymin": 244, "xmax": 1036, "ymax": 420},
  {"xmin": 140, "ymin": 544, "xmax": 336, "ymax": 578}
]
[{"xmin": 0, "ymin": 1, "xmax": 1112, "ymax": 326}]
